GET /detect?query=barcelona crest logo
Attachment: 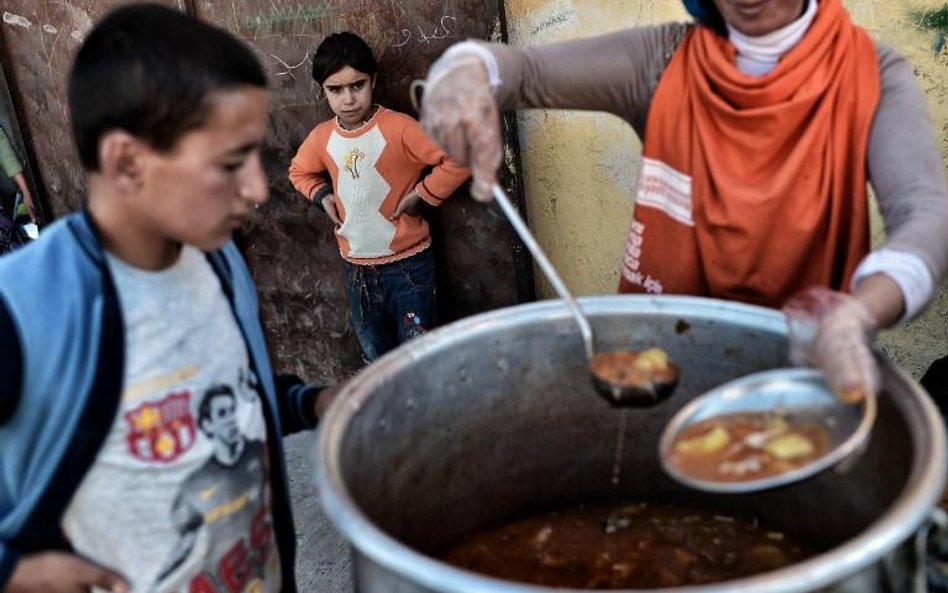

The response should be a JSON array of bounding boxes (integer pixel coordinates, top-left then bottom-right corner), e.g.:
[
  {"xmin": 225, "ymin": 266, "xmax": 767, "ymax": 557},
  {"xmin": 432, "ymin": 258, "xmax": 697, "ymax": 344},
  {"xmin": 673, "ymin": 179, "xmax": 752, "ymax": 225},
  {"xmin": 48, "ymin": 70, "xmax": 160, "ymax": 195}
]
[{"xmin": 124, "ymin": 391, "xmax": 197, "ymax": 462}]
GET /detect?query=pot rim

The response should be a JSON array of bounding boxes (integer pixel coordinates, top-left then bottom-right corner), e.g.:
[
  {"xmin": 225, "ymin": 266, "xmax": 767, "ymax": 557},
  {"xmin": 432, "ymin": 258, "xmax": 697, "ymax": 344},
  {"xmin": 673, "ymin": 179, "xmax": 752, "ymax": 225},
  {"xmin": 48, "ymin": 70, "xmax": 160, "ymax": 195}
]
[{"xmin": 316, "ymin": 295, "xmax": 947, "ymax": 593}]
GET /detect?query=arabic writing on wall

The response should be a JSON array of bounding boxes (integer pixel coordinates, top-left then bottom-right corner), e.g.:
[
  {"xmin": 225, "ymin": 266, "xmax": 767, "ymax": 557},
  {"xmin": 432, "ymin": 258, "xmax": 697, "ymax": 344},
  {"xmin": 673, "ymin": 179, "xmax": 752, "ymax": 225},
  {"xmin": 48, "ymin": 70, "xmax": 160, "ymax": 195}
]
[{"xmin": 239, "ymin": 2, "xmax": 458, "ymax": 51}]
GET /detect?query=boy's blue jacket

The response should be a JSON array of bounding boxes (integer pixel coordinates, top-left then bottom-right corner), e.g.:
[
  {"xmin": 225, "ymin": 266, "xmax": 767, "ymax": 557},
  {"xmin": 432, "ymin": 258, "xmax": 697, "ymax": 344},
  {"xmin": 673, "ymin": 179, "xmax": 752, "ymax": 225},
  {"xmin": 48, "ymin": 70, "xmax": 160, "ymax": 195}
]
[{"xmin": 0, "ymin": 211, "xmax": 317, "ymax": 591}]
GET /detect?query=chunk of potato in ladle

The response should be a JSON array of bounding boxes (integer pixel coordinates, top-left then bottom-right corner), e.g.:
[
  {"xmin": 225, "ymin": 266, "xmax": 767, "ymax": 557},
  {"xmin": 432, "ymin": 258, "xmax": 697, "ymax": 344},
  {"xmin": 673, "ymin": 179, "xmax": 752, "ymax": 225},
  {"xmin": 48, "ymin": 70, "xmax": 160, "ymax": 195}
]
[{"xmin": 589, "ymin": 348, "xmax": 680, "ymax": 407}]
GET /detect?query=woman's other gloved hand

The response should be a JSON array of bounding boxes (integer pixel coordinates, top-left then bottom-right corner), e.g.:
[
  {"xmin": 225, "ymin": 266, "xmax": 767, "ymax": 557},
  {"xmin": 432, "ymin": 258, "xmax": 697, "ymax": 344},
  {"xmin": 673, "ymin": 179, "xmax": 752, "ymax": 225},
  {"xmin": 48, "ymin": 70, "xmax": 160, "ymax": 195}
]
[
  {"xmin": 783, "ymin": 287, "xmax": 880, "ymax": 403},
  {"xmin": 419, "ymin": 52, "xmax": 502, "ymax": 202}
]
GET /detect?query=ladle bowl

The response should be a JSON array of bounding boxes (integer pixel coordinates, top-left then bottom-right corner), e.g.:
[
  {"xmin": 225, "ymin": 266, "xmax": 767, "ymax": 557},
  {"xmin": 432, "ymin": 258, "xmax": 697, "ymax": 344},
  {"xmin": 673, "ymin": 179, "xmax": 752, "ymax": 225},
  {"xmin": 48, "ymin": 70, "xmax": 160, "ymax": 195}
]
[
  {"xmin": 589, "ymin": 350, "xmax": 681, "ymax": 407},
  {"xmin": 490, "ymin": 184, "xmax": 679, "ymax": 407},
  {"xmin": 659, "ymin": 367, "xmax": 877, "ymax": 493}
]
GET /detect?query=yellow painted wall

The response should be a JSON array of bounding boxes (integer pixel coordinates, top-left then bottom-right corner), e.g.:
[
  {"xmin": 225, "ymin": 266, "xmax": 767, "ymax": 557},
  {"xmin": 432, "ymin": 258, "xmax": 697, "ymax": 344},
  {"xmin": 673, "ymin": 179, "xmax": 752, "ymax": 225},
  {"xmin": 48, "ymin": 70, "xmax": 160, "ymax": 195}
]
[
  {"xmin": 504, "ymin": 0, "xmax": 948, "ymax": 376},
  {"xmin": 504, "ymin": 1, "xmax": 689, "ymax": 297}
]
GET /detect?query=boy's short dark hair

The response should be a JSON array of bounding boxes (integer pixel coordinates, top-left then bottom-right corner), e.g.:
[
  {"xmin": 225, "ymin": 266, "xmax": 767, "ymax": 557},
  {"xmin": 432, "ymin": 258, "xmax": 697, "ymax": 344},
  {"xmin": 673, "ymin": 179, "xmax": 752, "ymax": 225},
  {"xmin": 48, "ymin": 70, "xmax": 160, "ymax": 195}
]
[
  {"xmin": 68, "ymin": 3, "xmax": 267, "ymax": 171},
  {"xmin": 311, "ymin": 32, "xmax": 378, "ymax": 86}
]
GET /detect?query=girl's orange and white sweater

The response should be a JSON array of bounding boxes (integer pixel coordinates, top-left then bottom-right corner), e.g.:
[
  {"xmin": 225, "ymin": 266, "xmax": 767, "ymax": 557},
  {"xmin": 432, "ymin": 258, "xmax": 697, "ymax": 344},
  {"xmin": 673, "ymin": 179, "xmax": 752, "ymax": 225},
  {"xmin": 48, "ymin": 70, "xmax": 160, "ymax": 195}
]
[{"xmin": 289, "ymin": 107, "xmax": 469, "ymax": 265}]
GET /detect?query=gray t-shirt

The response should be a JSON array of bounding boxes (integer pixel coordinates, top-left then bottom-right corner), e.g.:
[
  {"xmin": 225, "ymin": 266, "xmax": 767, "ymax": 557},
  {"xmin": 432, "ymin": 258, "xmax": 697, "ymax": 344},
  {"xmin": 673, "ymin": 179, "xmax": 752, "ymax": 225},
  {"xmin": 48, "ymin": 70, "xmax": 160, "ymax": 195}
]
[{"xmin": 61, "ymin": 245, "xmax": 281, "ymax": 593}]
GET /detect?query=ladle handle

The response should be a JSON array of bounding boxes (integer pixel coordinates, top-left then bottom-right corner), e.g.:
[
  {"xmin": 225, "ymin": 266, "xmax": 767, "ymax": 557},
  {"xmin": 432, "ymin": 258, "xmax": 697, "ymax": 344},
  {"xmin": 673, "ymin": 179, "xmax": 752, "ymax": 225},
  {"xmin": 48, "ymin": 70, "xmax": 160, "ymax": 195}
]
[{"xmin": 491, "ymin": 184, "xmax": 595, "ymax": 361}]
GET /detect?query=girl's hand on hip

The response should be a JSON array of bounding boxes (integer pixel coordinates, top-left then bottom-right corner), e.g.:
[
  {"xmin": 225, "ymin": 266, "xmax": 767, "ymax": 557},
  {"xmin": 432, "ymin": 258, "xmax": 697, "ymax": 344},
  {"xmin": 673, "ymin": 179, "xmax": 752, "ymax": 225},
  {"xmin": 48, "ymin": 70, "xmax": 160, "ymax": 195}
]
[
  {"xmin": 320, "ymin": 193, "xmax": 342, "ymax": 226},
  {"xmin": 390, "ymin": 191, "xmax": 421, "ymax": 219}
]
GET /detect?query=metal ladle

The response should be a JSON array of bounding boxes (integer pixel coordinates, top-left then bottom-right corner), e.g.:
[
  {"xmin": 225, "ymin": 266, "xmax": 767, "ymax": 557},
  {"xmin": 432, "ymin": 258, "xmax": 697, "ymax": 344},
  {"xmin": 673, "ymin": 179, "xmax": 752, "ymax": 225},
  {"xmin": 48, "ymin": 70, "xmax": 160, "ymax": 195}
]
[{"xmin": 491, "ymin": 184, "xmax": 679, "ymax": 407}]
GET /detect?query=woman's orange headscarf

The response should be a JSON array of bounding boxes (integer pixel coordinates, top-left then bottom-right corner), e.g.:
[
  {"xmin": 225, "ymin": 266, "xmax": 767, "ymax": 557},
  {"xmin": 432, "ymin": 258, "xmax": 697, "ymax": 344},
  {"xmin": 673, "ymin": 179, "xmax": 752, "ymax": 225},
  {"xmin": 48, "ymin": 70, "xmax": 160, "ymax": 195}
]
[{"xmin": 619, "ymin": 0, "xmax": 880, "ymax": 307}]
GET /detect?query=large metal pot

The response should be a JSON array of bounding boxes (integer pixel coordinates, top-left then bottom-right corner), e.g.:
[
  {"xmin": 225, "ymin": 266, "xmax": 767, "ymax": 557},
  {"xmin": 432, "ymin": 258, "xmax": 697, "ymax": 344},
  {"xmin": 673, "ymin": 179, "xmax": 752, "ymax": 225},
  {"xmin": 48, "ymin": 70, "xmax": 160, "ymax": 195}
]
[{"xmin": 316, "ymin": 296, "xmax": 947, "ymax": 592}]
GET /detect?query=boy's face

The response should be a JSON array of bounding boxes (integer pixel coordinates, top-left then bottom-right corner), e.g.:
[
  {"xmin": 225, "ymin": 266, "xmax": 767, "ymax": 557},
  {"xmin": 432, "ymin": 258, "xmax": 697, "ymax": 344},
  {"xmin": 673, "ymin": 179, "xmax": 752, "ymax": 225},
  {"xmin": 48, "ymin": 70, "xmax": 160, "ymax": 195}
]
[
  {"xmin": 135, "ymin": 86, "xmax": 270, "ymax": 253},
  {"xmin": 322, "ymin": 66, "xmax": 375, "ymax": 129}
]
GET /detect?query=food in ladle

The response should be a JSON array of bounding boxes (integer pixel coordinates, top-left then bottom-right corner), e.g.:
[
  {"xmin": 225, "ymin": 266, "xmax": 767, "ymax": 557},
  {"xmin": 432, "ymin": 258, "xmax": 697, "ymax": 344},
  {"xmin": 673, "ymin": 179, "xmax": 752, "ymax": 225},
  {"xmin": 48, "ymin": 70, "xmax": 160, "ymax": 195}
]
[
  {"xmin": 439, "ymin": 501, "xmax": 816, "ymax": 589},
  {"xmin": 590, "ymin": 347, "xmax": 677, "ymax": 389},
  {"xmin": 667, "ymin": 413, "xmax": 830, "ymax": 482}
]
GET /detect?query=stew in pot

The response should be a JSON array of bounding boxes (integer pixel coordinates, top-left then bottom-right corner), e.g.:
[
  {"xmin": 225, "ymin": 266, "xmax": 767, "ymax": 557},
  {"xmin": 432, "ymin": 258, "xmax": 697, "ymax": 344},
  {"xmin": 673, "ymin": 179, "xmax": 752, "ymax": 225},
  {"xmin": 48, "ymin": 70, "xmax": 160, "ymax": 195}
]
[{"xmin": 440, "ymin": 501, "xmax": 817, "ymax": 589}]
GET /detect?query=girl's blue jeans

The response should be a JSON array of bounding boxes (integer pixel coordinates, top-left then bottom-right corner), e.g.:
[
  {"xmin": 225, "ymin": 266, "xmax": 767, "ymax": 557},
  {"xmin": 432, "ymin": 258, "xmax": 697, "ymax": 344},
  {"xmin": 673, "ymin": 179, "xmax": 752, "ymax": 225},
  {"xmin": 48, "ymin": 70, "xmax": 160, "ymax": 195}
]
[{"xmin": 344, "ymin": 248, "xmax": 437, "ymax": 363}]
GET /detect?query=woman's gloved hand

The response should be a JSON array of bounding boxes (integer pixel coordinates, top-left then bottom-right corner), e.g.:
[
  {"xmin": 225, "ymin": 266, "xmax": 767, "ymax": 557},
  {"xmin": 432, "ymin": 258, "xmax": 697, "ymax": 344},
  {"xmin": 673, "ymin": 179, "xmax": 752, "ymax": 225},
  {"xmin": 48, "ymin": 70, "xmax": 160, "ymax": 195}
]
[
  {"xmin": 419, "ymin": 54, "xmax": 502, "ymax": 202},
  {"xmin": 783, "ymin": 287, "xmax": 880, "ymax": 403}
]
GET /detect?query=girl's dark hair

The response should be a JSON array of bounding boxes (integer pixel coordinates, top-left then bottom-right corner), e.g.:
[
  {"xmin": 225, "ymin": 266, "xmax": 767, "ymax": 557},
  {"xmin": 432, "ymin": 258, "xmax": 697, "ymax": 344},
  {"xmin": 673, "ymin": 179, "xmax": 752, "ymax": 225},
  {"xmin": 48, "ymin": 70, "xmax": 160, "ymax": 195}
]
[
  {"xmin": 68, "ymin": 3, "xmax": 267, "ymax": 171},
  {"xmin": 311, "ymin": 32, "xmax": 378, "ymax": 85},
  {"xmin": 682, "ymin": 0, "xmax": 728, "ymax": 35}
]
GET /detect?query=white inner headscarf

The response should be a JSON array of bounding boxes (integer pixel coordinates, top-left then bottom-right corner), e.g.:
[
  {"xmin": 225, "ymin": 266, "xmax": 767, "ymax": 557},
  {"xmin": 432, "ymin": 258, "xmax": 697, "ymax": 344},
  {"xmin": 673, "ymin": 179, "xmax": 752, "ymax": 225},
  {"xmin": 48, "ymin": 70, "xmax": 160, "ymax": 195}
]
[{"xmin": 727, "ymin": 0, "xmax": 818, "ymax": 76}]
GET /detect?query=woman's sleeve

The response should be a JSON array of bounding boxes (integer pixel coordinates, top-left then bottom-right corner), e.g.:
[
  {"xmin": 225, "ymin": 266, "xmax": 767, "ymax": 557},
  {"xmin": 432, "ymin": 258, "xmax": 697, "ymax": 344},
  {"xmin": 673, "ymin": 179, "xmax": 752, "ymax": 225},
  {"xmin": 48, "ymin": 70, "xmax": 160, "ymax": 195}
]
[
  {"xmin": 486, "ymin": 23, "xmax": 690, "ymax": 131},
  {"xmin": 866, "ymin": 43, "xmax": 948, "ymax": 292}
]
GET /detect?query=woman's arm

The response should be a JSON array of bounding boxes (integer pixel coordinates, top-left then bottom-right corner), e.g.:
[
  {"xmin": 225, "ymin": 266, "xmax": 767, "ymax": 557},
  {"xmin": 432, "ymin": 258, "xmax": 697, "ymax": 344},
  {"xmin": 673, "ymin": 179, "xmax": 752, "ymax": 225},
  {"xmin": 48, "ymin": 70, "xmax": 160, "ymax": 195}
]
[
  {"xmin": 420, "ymin": 23, "xmax": 689, "ymax": 199},
  {"xmin": 852, "ymin": 272, "xmax": 903, "ymax": 329},
  {"xmin": 489, "ymin": 23, "xmax": 690, "ymax": 129},
  {"xmin": 863, "ymin": 43, "xmax": 948, "ymax": 322}
]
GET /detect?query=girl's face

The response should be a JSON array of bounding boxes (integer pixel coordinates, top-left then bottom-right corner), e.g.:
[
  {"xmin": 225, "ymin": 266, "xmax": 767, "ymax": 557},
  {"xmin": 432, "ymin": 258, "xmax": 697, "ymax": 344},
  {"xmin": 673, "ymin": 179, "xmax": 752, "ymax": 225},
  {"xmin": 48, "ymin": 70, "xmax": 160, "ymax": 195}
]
[
  {"xmin": 710, "ymin": 0, "xmax": 807, "ymax": 36},
  {"xmin": 322, "ymin": 66, "xmax": 376, "ymax": 129}
]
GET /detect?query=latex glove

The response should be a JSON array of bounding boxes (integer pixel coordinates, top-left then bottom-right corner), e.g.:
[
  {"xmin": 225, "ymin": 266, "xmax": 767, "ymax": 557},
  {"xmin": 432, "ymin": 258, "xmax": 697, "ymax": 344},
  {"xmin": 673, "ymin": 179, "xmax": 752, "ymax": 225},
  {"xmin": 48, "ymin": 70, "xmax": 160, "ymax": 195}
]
[
  {"xmin": 419, "ymin": 54, "xmax": 501, "ymax": 202},
  {"xmin": 320, "ymin": 193, "xmax": 342, "ymax": 226},
  {"xmin": 783, "ymin": 287, "xmax": 880, "ymax": 403}
]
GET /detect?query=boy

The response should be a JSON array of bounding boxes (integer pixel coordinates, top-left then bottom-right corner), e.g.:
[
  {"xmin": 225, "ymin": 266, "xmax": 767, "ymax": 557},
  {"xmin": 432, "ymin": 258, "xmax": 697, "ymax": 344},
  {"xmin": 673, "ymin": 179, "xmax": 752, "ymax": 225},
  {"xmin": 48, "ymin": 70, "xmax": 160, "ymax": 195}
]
[
  {"xmin": 0, "ymin": 4, "xmax": 333, "ymax": 592},
  {"xmin": 289, "ymin": 32, "xmax": 469, "ymax": 363}
]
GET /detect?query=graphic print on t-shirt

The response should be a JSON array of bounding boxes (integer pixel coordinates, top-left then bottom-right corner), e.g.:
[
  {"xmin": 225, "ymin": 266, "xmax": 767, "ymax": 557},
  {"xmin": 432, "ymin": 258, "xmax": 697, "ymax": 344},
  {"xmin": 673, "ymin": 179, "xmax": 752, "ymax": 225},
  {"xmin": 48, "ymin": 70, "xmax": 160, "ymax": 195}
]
[
  {"xmin": 152, "ymin": 379, "xmax": 278, "ymax": 593},
  {"xmin": 125, "ymin": 391, "xmax": 197, "ymax": 463}
]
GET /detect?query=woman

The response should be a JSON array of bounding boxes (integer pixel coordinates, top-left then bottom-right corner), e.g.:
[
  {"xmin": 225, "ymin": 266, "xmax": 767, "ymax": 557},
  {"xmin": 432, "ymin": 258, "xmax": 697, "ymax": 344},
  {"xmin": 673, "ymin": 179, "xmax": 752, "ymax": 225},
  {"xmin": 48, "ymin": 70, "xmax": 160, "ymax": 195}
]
[{"xmin": 418, "ymin": 0, "xmax": 948, "ymax": 403}]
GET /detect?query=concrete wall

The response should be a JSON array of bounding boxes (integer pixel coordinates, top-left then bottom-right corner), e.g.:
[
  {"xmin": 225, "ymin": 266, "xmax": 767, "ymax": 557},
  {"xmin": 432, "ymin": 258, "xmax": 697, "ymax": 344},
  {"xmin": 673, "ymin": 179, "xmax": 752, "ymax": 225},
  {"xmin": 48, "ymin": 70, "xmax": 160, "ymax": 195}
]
[{"xmin": 504, "ymin": 0, "xmax": 948, "ymax": 378}]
